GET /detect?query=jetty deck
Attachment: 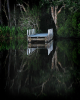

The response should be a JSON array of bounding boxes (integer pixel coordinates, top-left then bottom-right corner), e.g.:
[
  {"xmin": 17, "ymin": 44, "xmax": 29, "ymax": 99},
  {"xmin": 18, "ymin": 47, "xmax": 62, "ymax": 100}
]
[
  {"xmin": 27, "ymin": 29, "xmax": 53, "ymax": 43},
  {"xmin": 29, "ymin": 33, "xmax": 48, "ymax": 37}
]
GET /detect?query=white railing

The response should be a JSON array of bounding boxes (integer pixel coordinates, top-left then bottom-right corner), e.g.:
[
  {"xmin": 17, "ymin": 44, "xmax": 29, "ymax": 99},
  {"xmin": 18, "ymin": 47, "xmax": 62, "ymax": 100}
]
[
  {"xmin": 27, "ymin": 29, "xmax": 36, "ymax": 36},
  {"xmin": 48, "ymin": 28, "xmax": 53, "ymax": 37}
]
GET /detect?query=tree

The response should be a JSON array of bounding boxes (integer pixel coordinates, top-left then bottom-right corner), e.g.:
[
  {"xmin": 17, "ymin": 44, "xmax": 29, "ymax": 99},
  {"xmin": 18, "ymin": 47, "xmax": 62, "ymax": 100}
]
[
  {"xmin": 2, "ymin": 0, "xmax": 11, "ymax": 26},
  {"xmin": 39, "ymin": 0, "xmax": 80, "ymax": 29},
  {"xmin": 7, "ymin": 0, "xmax": 11, "ymax": 27},
  {"xmin": 0, "ymin": 0, "xmax": 3, "ymax": 25}
]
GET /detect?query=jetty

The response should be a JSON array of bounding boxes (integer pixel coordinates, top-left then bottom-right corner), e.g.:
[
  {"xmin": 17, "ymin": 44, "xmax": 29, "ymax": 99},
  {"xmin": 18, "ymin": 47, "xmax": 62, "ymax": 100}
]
[{"xmin": 27, "ymin": 28, "xmax": 53, "ymax": 42}]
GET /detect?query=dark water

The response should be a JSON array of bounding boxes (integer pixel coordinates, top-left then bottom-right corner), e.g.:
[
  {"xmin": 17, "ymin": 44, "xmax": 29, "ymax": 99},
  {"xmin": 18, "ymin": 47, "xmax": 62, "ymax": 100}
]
[{"xmin": 0, "ymin": 39, "xmax": 80, "ymax": 99}]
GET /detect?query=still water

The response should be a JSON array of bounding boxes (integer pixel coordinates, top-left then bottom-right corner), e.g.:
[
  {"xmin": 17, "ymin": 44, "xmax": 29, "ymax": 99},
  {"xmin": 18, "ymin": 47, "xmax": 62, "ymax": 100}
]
[{"xmin": 0, "ymin": 39, "xmax": 80, "ymax": 99}]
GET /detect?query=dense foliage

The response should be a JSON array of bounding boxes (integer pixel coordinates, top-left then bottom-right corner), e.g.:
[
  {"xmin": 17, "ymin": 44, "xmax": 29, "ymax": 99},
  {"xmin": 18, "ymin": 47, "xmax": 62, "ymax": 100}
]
[
  {"xmin": 0, "ymin": 26, "xmax": 27, "ymax": 38},
  {"xmin": 0, "ymin": 38, "xmax": 27, "ymax": 51},
  {"xmin": 57, "ymin": 9, "xmax": 80, "ymax": 38},
  {"xmin": 18, "ymin": 5, "xmax": 41, "ymax": 33},
  {"xmin": 57, "ymin": 40, "xmax": 80, "ymax": 65},
  {"xmin": 39, "ymin": 0, "xmax": 80, "ymax": 38}
]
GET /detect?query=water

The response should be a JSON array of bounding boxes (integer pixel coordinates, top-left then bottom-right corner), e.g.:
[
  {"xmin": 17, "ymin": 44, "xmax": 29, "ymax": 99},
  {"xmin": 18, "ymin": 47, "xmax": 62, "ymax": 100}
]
[{"xmin": 0, "ymin": 39, "xmax": 80, "ymax": 99}]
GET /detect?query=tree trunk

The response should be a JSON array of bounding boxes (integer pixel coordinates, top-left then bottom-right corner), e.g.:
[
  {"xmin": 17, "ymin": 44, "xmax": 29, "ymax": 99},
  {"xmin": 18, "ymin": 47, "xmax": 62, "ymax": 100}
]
[
  {"xmin": 51, "ymin": 53, "xmax": 55, "ymax": 69},
  {"xmin": 51, "ymin": 6, "xmax": 58, "ymax": 29},
  {"xmin": 51, "ymin": 6, "xmax": 55, "ymax": 21},
  {"xmin": 14, "ymin": 4, "xmax": 16, "ymax": 26},
  {"xmin": 55, "ymin": 6, "xmax": 58, "ymax": 28},
  {"xmin": 51, "ymin": 1, "xmax": 65, "ymax": 29},
  {"xmin": 0, "ymin": 0, "xmax": 3, "ymax": 25},
  {"xmin": 55, "ymin": 46, "xmax": 59, "ymax": 71},
  {"xmin": 51, "ymin": 47, "xmax": 58, "ymax": 71},
  {"xmin": 7, "ymin": 0, "xmax": 11, "ymax": 27}
]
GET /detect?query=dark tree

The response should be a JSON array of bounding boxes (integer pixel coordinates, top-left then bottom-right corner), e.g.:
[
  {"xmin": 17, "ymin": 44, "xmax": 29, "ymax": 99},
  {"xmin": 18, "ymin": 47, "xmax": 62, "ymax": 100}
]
[
  {"xmin": 0, "ymin": 0, "xmax": 3, "ymax": 25},
  {"xmin": 7, "ymin": 0, "xmax": 11, "ymax": 26}
]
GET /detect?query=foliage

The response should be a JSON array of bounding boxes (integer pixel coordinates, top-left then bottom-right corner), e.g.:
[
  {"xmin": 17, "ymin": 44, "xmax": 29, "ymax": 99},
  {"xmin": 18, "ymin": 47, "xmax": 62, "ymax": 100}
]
[
  {"xmin": 72, "ymin": 12, "xmax": 80, "ymax": 37},
  {"xmin": 0, "ymin": 26, "xmax": 15, "ymax": 38},
  {"xmin": 18, "ymin": 5, "xmax": 41, "ymax": 32},
  {"xmin": 39, "ymin": 0, "xmax": 80, "ymax": 10},
  {"xmin": 0, "ymin": 26, "xmax": 27, "ymax": 39},
  {"xmin": 57, "ymin": 40, "xmax": 80, "ymax": 65},
  {"xmin": 57, "ymin": 40, "xmax": 80, "ymax": 96},
  {"xmin": 57, "ymin": 8, "xmax": 80, "ymax": 38},
  {"xmin": 0, "ymin": 38, "xmax": 27, "ymax": 51}
]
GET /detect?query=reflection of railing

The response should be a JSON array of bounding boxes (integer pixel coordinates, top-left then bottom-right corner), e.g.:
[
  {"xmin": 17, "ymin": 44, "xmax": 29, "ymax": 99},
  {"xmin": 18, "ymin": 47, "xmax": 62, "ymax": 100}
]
[
  {"xmin": 27, "ymin": 48, "xmax": 36, "ymax": 55},
  {"xmin": 27, "ymin": 40, "xmax": 53, "ymax": 55},
  {"xmin": 47, "ymin": 40, "xmax": 53, "ymax": 55}
]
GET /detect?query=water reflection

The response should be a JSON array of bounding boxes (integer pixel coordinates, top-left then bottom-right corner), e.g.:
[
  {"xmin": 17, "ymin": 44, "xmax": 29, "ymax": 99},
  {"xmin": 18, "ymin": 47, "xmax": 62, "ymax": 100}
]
[
  {"xmin": 1, "ymin": 39, "xmax": 80, "ymax": 99},
  {"xmin": 27, "ymin": 40, "xmax": 53, "ymax": 55}
]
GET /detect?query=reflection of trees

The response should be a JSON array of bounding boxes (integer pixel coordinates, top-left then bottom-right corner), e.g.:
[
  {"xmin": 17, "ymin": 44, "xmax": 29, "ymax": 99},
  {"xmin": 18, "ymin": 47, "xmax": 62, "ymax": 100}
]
[
  {"xmin": 31, "ymin": 47, "xmax": 73, "ymax": 97},
  {"xmin": 5, "ymin": 46, "xmax": 41, "ymax": 95},
  {"xmin": 4, "ymin": 41, "xmax": 79, "ymax": 98},
  {"xmin": 51, "ymin": 46, "xmax": 58, "ymax": 70},
  {"xmin": 51, "ymin": 46, "xmax": 65, "ymax": 72}
]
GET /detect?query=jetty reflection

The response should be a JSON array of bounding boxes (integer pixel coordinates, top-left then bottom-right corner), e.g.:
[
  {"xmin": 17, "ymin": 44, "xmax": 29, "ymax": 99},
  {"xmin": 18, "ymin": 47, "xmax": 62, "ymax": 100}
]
[{"xmin": 27, "ymin": 40, "xmax": 53, "ymax": 55}]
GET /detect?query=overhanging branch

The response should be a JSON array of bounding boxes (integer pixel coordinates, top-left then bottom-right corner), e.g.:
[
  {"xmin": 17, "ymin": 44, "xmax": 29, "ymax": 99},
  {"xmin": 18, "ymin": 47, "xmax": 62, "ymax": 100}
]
[
  {"xmin": 17, "ymin": 4, "xmax": 27, "ymax": 12},
  {"xmin": 57, "ymin": 5, "xmax": 65, "ymax": 14}
]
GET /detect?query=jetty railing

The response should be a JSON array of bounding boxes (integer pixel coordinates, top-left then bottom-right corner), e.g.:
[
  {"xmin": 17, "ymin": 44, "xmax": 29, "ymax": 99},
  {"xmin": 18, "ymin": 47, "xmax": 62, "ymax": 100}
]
[
  {"xmin": 27, "ymin": 28, "xmax": 53, "ymax": 42},
  {"xmin": 27, "ymin": 28, "xmax": 53, "ymax": 36},
  {"xmin": 48, "ymin": 28, "xmax": 53, "ymax": 37},
  {"xmin": 27, "ymin": 29, "xmax": 36, "ymax": 36}
]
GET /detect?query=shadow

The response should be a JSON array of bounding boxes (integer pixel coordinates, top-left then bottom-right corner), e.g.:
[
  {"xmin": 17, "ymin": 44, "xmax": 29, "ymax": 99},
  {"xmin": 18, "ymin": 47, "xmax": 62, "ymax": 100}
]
[{"xmin": 39, "ymin": 6, "xmax": 57, "ymax": 38}]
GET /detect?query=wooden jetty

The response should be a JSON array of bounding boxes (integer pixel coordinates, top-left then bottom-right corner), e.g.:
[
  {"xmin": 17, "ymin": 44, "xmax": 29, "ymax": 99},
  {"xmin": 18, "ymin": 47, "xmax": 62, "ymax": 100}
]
[{"xmin": 27, "ymin": 28, "xmax": 53, "ymax": 43}]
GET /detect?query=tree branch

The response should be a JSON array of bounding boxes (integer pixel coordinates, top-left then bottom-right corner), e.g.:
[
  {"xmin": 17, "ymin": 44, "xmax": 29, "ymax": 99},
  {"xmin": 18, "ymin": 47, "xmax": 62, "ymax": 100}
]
[
  {"xmin": 51, "ymin": 6, "xmax": 55, "ymax": 21},
  {"xmin": 58, "ymin": 61, "xmax": 65, "ymax": 72},
  {"xmin": 2, "ymin": 5, "xmax": 8, "ymax": 20},
  {"xmin": 17, "ymin": 4, "xmax": 26, "ymax": 12},
  {"xmin": 23, "ymin": 1, "xmax": 29, "ymax": 7},
  {"xmin": 57, "ymin": 5, "xmax": 65, "ymax": 15}
]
